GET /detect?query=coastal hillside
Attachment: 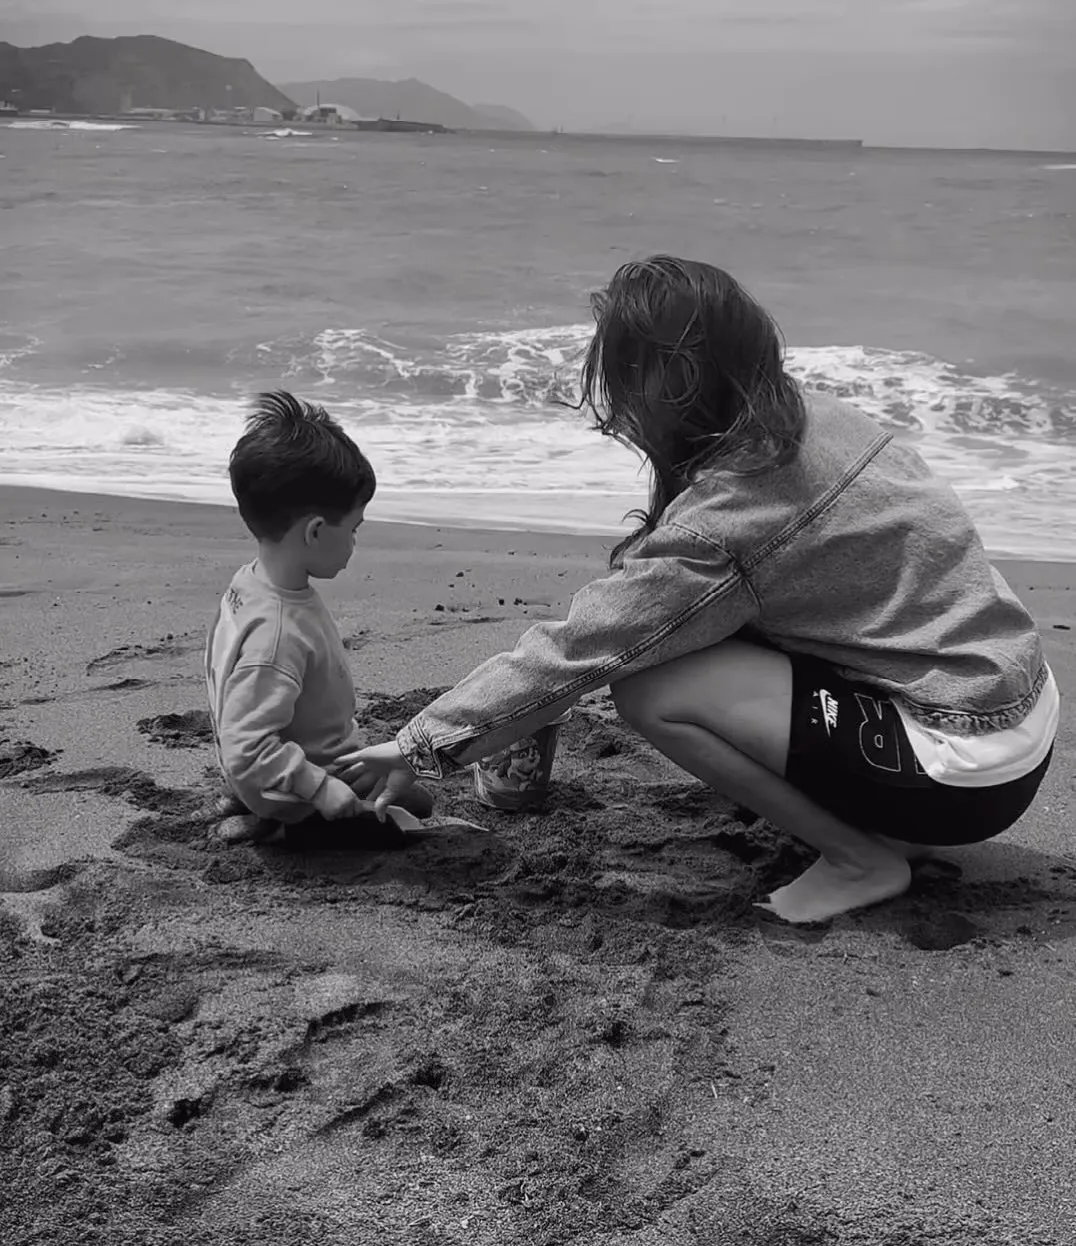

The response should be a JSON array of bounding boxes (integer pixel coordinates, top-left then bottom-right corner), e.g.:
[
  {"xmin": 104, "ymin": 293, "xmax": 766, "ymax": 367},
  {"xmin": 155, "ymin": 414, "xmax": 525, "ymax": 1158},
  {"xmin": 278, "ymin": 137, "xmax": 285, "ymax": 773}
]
[
  {"xmin": 471, "ymin": 102, "xmax": 535, "ymax": 131},
  {"xmin": 279, "ymin": 76, "xmax": 533, "ymax": 130},
  {"xmin": 0, "ymin": 35, "xmax": 294, "ymax": 114}
]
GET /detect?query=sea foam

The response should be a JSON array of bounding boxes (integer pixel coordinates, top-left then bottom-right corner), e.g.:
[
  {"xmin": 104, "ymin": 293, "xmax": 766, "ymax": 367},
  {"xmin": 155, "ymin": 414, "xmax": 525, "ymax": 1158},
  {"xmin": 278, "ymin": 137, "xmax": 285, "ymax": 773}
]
[{"xmin": 1, "ymin": 326, "xmax": 1074, "ymax": 556}]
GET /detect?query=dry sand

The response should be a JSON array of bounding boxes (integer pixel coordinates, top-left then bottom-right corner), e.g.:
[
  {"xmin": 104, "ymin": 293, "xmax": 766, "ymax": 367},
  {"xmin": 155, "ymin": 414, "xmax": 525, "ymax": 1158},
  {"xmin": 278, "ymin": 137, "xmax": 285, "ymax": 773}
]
[{"xmin": 1, "ymin": 486, "xmax": 1074, "ymax": 1246}]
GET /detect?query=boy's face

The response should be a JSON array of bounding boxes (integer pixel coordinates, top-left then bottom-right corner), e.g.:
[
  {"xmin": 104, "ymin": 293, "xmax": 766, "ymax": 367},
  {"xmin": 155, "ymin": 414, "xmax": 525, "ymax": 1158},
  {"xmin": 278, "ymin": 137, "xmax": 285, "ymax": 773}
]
[{"xmin": 308, "ymin": 503, "xmax": 366, "ymax": 578}]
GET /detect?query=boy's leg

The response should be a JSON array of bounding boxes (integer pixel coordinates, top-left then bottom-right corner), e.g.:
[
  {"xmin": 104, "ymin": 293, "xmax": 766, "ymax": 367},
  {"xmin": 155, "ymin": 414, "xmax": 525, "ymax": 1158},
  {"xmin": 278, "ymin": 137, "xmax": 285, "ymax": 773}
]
[
  {"xmin": 611, "ymin": 638, "xmax": 911, "ymax": 923},
  {"xmin": 211, "ymin": 789, "xmax": 302, "ymax": 844}
]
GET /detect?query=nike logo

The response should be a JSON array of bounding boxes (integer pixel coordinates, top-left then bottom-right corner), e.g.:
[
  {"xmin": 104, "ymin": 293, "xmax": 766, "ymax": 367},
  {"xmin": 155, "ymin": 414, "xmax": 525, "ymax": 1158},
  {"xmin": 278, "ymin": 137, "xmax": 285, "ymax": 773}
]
[{"xmin": 819, "ymin": 689, "xmax": 839, "ymax": 734}]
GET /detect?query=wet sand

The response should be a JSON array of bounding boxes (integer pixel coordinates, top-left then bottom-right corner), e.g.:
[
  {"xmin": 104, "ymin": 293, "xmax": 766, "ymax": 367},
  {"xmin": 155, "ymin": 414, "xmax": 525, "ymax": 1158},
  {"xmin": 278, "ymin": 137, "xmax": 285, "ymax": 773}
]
[{"xmin": 1, "ymin": 486, "xmax": 1074, "ymax": 1245}]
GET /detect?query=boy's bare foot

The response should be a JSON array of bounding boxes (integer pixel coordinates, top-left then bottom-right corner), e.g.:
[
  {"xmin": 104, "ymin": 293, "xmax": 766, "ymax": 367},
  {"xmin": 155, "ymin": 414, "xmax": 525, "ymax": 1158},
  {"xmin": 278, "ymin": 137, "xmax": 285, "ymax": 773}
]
[
  {"xmin": 755, "ymin": 852, "xmax": 912, "ymax": 924},
  {"xmin": 213, "ymin": 814, "xmax": 283, "ymax": 845},
  {"xmin": 214, "ymin": 793, "xmax": 248, "ymax": 819}
]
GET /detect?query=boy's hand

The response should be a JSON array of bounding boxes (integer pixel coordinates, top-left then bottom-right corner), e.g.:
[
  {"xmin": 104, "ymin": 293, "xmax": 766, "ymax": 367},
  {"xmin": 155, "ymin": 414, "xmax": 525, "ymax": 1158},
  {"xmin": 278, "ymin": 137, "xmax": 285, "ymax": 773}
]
[
  {"xmin": 312, "ymin": 776, "xmax": 363, "ymax": 821},
  {"xmin": 336, "ymin": 741, "xmax": 417, "ymax": 821}
]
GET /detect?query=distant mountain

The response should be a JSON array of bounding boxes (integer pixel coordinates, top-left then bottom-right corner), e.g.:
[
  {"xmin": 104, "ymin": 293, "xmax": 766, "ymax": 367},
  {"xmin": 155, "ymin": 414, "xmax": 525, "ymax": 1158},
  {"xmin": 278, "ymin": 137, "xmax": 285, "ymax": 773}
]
[
  {"xmin": 279, "ymin": 77, "xmax": 532, "ymax": 131},
  {"xmin": 472, "ymin": 102, "xmax": 534, "ymax": 131},
  {"xmin": 0, "ymin": 35, "xmax": 294, "ymax": 114}
]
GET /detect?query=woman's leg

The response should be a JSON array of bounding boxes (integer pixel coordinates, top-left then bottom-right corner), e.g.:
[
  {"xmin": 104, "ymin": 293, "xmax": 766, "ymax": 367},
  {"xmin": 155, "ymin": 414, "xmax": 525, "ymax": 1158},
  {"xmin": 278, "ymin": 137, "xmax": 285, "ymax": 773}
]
[{"xmin": 610, "ymin": 638, "xmax": 911, "ymax": 922}]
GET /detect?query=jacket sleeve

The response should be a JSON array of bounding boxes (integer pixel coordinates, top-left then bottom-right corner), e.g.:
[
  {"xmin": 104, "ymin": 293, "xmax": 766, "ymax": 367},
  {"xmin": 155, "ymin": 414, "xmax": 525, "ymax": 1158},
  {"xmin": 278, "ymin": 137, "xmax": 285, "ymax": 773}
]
[
  {"xmin": 217, "ymin": 662, "xmax": 329, "ymax": 815},
  {"xmin": 396, "ymin": 521, "xmax": 758, "ymax": 778}
]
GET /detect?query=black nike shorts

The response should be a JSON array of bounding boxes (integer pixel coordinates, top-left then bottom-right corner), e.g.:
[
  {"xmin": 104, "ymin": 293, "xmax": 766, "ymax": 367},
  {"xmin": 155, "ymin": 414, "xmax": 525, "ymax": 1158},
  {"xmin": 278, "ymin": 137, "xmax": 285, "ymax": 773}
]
[{"xmin": 784, "ymin": 654, "xmax": 1053, "ymax": 846}]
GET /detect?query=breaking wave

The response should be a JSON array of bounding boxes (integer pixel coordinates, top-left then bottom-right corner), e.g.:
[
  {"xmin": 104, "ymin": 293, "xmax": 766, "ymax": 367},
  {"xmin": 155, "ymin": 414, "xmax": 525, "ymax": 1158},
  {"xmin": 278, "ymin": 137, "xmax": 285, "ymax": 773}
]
[
  {"xmin": 1, "ymin": 325, "xmax": 1074, "ymax": 555},
  {"xmin": 241, "ymin": 325, "xmax": 1075, "ymax": 442},
  {"xmin": 6, "ymin": 119, "xmax": 139, "ymax": 132}
]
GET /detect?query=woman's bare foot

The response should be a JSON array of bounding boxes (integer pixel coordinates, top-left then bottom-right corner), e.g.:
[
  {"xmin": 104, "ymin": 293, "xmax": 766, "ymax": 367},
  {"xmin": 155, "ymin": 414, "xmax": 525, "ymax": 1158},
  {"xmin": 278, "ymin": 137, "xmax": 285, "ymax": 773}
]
[
  {"xmin": 755, "ymin": 851, "xmax": 912, "ymax": 924},
  {"xmin": 874, "ymin": 833, "xmax": 937, "ymax": 862}
]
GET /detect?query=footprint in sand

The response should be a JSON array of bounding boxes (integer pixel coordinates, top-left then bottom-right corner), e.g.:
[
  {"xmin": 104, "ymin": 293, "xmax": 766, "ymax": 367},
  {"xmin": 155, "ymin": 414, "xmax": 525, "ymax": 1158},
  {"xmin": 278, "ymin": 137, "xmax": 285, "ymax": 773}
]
[
  {"xmin": 136, "ymin": 710, "xmax": 214, "ymax": 749},
  {"xmin": 0, "ymin": 739, "xmax": 59, "ymax": 779},
  {"xmin": 85, "ymin": 636, "xmax": 198, "ymax": 674}
]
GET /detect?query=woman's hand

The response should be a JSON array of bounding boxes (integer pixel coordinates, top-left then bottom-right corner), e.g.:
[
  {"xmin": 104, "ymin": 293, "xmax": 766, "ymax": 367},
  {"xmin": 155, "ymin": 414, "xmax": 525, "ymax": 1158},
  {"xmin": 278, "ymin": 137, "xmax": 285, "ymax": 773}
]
[{"xmin": 336, "ymin": 741, "xmax": 418, "ymax": 821}]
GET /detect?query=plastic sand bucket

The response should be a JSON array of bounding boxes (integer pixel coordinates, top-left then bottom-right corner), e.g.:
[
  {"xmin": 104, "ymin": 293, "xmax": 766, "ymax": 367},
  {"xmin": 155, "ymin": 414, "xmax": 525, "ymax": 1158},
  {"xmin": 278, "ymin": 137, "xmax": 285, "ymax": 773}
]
[{"xmin": 472, "ymin": 711, "xmax": 571, "ymax": 811}]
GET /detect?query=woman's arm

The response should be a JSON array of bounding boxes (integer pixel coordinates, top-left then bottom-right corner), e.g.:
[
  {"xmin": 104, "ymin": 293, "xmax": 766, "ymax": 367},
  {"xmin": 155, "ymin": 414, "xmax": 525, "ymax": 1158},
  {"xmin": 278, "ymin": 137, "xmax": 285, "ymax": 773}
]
[{"xmin": 398, "ymin": 520, "xmax": 759, "ymax": 778}]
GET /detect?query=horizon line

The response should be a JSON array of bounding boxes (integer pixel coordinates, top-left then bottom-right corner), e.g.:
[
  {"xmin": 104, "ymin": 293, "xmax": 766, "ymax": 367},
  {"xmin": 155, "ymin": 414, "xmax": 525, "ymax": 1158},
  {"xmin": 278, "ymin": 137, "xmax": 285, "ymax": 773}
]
[{"xmin": 466, "ymin": 128, "xmax": 1076, "ymax": 158}]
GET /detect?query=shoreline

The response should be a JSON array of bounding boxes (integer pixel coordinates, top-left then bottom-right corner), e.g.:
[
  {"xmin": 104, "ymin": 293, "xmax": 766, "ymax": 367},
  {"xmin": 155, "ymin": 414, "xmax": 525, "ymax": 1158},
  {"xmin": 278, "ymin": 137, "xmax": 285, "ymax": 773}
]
[
  {"xmin": 5, "ymin": 116, "xmax": 1075, "ymax": 157},
  {"xmin": 0, "ymin": 479, "xmax": 638, "ymax": 541},
  {"xmin": 1, "ymin": 481, "xmax": 1073, "ymax": 566},
  {"xmin": 0, "ymin": 483, "xmax": 619, "ymax": 552}
]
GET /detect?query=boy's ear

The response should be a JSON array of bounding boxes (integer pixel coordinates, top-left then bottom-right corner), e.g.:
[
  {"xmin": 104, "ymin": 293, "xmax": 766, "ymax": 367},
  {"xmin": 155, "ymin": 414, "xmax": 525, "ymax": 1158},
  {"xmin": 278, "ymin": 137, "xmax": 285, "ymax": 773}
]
[{"xmin": 302, "ymin": 516, "xmax": 324, "ymax": 547}]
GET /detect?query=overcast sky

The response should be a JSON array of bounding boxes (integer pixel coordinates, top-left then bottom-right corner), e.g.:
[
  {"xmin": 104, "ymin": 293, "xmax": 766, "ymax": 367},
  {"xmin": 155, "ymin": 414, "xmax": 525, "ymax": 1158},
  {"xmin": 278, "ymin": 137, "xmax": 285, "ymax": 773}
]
[{"xmin": 3, "ymin": 0, "xmax": 1074, "ymax": 147}]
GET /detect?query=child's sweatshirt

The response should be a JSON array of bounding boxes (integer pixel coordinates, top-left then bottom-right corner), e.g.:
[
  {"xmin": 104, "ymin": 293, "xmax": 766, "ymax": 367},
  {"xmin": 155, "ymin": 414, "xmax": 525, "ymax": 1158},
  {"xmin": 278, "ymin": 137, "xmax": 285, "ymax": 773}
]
[{"xmin": 205, "ymin": 562, "xmax": 359, "ymax": 819}]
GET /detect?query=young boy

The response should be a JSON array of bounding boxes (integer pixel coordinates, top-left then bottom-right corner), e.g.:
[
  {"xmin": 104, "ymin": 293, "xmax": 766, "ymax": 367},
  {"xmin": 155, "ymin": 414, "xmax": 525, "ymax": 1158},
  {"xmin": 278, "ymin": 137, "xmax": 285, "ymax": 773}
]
[{"xmin": 206, "ymin": 391, "xmax": 433, "ymax": 842}]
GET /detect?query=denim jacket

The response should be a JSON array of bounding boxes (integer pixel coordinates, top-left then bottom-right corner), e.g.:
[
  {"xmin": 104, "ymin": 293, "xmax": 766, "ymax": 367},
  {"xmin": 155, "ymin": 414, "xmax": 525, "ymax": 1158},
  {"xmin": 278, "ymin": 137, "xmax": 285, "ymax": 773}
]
[{"xmin": 398, "ymin": 393, "xmax": 1048, "ymax": 779}]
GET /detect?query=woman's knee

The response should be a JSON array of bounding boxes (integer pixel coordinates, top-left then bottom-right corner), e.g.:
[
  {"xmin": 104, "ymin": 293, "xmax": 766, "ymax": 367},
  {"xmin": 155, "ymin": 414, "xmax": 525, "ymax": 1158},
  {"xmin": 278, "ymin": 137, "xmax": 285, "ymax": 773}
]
[
  {"xmin": 611, "ymin": 652, "xmax": 726, "ymax": 731},
  {"xmin": 610, "ymin": 666, "xmax": 667, "ymax": 728}
]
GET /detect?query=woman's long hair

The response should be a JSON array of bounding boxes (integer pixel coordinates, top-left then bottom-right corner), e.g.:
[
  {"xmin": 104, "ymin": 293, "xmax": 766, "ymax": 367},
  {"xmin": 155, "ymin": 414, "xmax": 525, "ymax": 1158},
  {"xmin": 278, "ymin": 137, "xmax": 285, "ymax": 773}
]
[{"xmin": 579, "ymin": 256, "xmax": 806, "ymax": 566}]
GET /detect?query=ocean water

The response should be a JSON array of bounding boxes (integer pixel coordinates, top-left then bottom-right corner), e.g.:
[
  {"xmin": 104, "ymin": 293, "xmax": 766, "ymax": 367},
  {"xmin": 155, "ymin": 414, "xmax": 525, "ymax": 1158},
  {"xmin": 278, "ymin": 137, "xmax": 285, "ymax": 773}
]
[{"xmin": 2, "ymin": 121, "xmax": 1074, "ymax": 557}]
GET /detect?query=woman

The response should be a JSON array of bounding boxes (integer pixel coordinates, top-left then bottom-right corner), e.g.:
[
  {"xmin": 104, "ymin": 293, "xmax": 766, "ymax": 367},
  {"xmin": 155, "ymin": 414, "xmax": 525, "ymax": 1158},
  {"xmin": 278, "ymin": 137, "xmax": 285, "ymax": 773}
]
[{"xmin": 342, "ymin": 256, "xmax": 1058, "ymax": 924}]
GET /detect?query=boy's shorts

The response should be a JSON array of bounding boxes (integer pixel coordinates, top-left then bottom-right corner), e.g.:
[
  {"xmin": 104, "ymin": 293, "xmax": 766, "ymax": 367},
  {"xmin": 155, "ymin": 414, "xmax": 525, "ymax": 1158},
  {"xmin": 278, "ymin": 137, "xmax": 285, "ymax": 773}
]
[{"xmin": 785, "ymin": 654, "xmax": 1052, "ymax": 846}]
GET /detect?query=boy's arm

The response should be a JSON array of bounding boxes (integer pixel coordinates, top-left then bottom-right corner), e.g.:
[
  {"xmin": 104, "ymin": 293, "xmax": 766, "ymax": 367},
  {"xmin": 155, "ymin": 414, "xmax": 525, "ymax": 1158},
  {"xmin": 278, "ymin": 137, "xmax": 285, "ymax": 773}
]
[{"xmin": 217, "ymin": 662, "xmax": 329, "ymax": 811}]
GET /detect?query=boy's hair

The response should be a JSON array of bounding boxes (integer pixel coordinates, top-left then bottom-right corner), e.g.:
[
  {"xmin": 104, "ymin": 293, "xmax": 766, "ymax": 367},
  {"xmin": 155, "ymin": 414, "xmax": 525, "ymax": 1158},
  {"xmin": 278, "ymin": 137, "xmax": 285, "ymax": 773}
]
[
  {"xmin": 229, "ymin": 392, "xmax": 376, "ymax": 540},
  {"xmin": 579, "ymin": 255, "xmax": 805, "ymax": 566}
]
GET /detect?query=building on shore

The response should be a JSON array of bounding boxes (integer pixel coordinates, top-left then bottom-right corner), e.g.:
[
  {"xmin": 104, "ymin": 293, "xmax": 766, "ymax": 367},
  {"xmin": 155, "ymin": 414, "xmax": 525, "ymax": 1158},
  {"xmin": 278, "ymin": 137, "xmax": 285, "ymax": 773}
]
[
  {"xmin": 122, "ymin": 107, "xmax": 180, "ymax": 120},
  {"xmin": 298, "ymin": 102, "xmax": 449, "ymax": 133},
  {"xmin": 300, "ymin": 103, "xmax": 365, "ymax": 126}
]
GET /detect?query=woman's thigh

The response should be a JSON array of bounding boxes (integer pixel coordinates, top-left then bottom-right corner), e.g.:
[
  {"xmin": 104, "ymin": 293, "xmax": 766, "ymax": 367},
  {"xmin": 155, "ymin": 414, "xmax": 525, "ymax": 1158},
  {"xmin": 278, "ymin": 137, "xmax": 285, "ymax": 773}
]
[{"xmin": 611, "ymin": 638, "xmax": 793, "ymax": 777}]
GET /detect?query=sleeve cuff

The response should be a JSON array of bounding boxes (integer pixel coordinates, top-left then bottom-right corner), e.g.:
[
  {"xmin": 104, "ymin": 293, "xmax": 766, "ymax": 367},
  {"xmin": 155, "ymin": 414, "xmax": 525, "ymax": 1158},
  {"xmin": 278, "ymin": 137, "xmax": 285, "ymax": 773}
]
[
  {"xmin": 291, "ymin": 763, "xmax": 330, "ymax": 803},
  {"xmin": 397, "ymin": 715, "xmax": 463, "ymax": 780}
]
